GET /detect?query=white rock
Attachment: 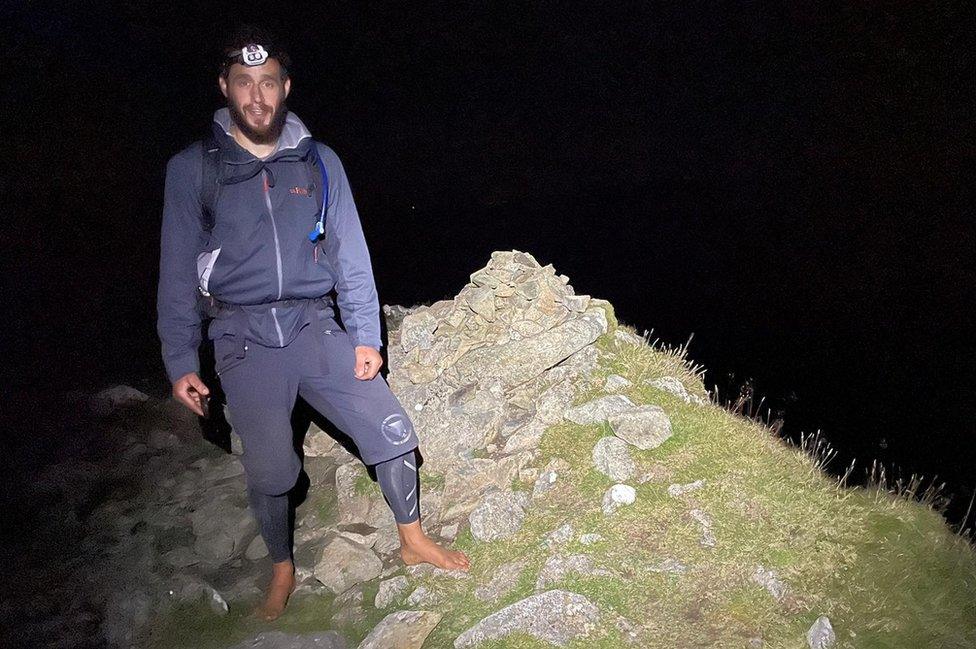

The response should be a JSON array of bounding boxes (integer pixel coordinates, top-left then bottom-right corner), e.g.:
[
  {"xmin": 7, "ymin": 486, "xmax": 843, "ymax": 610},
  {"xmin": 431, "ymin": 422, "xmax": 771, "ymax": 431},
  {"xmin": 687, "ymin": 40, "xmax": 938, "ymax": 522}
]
[
  {"xmin": 807, "ymin": 616, "xmax": 836, "ymax": 649},
  {"xmin": 602, "ymin": 484, "xmax": 637, "ymax": 515}
]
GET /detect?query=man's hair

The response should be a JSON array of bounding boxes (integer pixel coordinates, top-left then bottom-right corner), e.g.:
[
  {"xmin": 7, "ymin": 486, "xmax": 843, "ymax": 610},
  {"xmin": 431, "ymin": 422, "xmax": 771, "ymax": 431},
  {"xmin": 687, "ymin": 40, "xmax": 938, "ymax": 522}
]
[{"xmin": 218, "ymin": 25, "xmax": 292, "ymax": 80}]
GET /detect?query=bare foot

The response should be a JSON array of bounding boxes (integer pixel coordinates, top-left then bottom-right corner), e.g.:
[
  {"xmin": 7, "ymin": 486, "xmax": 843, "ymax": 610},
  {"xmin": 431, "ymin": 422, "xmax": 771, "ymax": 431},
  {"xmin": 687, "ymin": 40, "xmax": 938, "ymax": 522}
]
[
  {"xmin": 255, "ymin": 560, "xmax": 296, "ymax": 621},
  {"xmin": 398, "ymin": 521, "xmax": 471, "ymax": 571}
]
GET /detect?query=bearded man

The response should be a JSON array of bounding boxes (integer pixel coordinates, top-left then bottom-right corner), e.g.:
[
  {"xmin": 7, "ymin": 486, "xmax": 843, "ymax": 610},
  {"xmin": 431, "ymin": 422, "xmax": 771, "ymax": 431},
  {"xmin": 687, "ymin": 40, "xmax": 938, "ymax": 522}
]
[{"xmin": 156, "ymin": 26, "xmax": 469, "ymax": 621}]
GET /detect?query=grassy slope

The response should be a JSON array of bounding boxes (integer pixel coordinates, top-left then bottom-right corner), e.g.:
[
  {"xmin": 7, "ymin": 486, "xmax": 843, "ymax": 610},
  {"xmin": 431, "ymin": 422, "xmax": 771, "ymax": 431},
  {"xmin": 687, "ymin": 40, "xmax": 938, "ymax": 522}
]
[{"xmin": 150, "ymin": 305, "xmax": 976, "ymax": 649}]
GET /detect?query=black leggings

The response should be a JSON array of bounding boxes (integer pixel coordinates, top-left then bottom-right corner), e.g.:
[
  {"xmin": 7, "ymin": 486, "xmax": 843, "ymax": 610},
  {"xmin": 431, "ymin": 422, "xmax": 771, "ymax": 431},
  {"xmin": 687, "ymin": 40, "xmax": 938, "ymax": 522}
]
[
  {"xmin": 374, "ymin": 448, "xmax": 421, "ymax": 525},
  {"xmin": 248, "ymin": 448, "xmax": 421, "ymax": 563}
]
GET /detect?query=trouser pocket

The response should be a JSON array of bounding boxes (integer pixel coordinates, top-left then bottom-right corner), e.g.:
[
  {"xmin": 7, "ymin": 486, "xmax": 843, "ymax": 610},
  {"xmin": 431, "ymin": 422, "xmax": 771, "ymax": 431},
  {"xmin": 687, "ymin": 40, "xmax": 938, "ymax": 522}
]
[{"xmin": 214, "ymin": 335, "xmax": 249, "ymax": 376}]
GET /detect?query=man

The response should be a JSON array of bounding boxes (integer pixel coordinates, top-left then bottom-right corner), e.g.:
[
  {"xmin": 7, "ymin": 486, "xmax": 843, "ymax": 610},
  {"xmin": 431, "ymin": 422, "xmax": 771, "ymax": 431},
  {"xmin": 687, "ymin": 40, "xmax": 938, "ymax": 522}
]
[{"xmin": 157, "ymin": 27, "xmax": 470, "ymax": 621}]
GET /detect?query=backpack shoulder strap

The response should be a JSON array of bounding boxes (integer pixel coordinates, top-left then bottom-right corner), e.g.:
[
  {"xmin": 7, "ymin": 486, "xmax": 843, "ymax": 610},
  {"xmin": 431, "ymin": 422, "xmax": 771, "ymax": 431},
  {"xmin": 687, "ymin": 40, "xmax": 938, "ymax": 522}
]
[
  {"xmin": 308, "ymin": 142, "xmax": 330, "ymax": 242},
  {"xmin": 199, "ymin": 133, "xmax": 221, "ymax": 233}
]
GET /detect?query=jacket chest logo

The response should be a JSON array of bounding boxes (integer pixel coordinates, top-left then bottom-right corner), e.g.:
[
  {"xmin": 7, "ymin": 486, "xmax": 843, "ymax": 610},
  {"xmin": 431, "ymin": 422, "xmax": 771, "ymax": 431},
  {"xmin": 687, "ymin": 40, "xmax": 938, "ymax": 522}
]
[{"xmin": 289, "ymin": 186, "xmax": 311, "ymax": 197}]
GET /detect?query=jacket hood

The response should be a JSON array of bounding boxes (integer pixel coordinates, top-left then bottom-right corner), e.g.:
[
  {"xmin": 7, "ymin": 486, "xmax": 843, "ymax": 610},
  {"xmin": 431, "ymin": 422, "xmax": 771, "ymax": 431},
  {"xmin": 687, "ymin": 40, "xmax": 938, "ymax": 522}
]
[{"xmin": 211, "ymin": 107, "xmax": 314, "ymax": 163}]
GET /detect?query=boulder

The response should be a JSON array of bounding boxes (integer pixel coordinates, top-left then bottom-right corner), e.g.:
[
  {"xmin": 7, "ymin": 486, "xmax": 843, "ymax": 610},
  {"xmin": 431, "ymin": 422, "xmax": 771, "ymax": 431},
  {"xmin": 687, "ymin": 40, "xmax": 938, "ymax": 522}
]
[
  {"xmin": 591, "ymin": 436, "xmax": 636, "ymax": 481},
  {"xmin": 313, "ymin": 536, "xmax": 383, "ymax": 595},
  {"xmin": 564, "ymin": 395, "xmax": 636, "ymax": 425},
  {"xmin": 608, "ymin": 405, "xmax": 673, "ymax": 450},
  {"xmin": 441, "ymin": 455, "xmax": 524, "ymax": 520},
  {"xmin": 359, "ymin": 610, "xmax": 442, "ymax": 649},
  {"xmin": 454, "ymin": 589, "xmax": 600, "ymax": 648}
]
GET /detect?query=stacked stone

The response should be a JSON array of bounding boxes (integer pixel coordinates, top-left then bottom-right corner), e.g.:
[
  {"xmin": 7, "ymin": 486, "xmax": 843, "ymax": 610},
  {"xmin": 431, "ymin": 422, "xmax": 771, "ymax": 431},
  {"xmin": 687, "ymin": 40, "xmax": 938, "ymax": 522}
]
[{"xmin": 390, "ymin": 250, "xmax": 591, "ymax": 386}]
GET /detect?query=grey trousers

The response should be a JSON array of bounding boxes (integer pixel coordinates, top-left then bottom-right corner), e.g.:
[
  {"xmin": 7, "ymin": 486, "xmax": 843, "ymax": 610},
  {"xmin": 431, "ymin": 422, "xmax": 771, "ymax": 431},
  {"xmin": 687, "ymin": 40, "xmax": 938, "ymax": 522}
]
[{"xmin": 215, "ymin": 310, "xmax": 420, "ymax": 561}]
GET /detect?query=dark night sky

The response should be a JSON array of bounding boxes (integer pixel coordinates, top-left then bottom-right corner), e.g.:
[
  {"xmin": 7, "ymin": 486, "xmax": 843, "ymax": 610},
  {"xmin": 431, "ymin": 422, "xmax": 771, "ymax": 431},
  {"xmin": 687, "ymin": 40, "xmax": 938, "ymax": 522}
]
[{"xmin": 4, "ymin": 3, "xmax": 972, "ymax": 519}]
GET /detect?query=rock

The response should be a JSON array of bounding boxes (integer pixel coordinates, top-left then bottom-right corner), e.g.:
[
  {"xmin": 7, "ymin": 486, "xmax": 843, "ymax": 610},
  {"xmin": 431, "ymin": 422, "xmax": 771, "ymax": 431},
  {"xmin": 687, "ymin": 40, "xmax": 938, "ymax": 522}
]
[
  {"xmin": 608, "ymin": 405, "xmax": 673, "ymax": 450},
  {"xmin": 502, "ymin": 417, "xmax": 548, "ymax": 453},
  {"xmin": 160, "ymin": 546, "xmax": 200, "ymax": 568},
  {"xmin": 564, "ymin": 394, "xmax": 635, "ymax": 425},
  {"xmin": 689, "ymin": 509, "xmax": 717, "ymax": 548},
  {"xmin": 441, "ymin": 455, "xmax": 523, "ymax": 520},
  {"xmin": 454, "ymin": 589, "xmax": 600, "ymax": 648},
  {"xmin": 648, "ymin": 558, "xmax": 688, "ymax": 574},
  {"xmin": 604, "ymin": 374, "xmax": 633, "ymax": 391},
  {"xmin": 542, "ymin": 522, "xmax": 575, "ymax": 549},
  {"xmin": 469, "ymin": 490, "xmax": 529, "ymax": 541},
  {"xmin": 91, "ymin": 384, "xmax": 149, "ymax": 415},
  {"xmin": 646, "ymin": 376, "xmax": 706, "ymax": 405},
  {"xmin": 578, "ymin": 533, "xmax": 604, "ymax": 545},
  {"xmin": 405, "ymin": 563, "xmax": 473, "ymax": 580},
  {"xmin": 591, "ymin": 436, "xmax": 636, "ymax": 481},
  {"xmin": 190, "ymin": 495, "xmax": 258, "ymax": 562},
  {"xmin": 406, "ymin": 585, "xmax": 437, "ymax": 606},
  {"xmin": 335, "ymin": 461, "xmax": 396, "ymax": 528},
  {"xmin": 303, "ymin": 422, "xmax": 337, "ymax": 457},
  {"xmin": 534, "ymin": 380, "xmax": 576, "ymax": 424},
  {"xmin": 228, "ymin": 631, "xmax": 348, "ymax": 649},
  {"xmin": 100, "ymin": 587, "xmax": 151, "ymax": 646},
  {"xmin": 359, "ymin": 610, "xmax": 442, "ymax": 649},
  {"xmin": 548, "ymin": 345, "xmax": 600, "ymax": 385},
  {"xmin": 313, "ymin": 536, "xmax": 383, "ymax": 595},
  {"xmin": 372, "ymin": 525, "xmax": 401, "ymax": 556},
  {"xmin": 532, "ymin": 457, "xmax": 570, "ymax": 499},
  {"xmin": 474, "ymin": 558, "xmax": 528, "ymax": 604},
  {"xmin": 452, "ymin": 305, "xmax": 607, "ymax": 392},
  {"xmin": 463, "ymin": 286, "xmax": 496, "ymax": 320},
  {"xmin": 166, "ymin": 575, "xmax": 229, "ymax": 616},
  {"xmin": 668, "ymin": 479, "xmax": 706, "ymax": 497},
  {"xmin": 400, "ymin": 309, "xmax": 439, "ymax": 352},
  {"xmin": 245, "ymin": 534, "xmax": 269, "ymax": 560},
  {"xmin": 602, "ymin": 483, "xmax": 637, "ymax": 515},
  {"xmin": 806, "ymin": 616, "xmax": 836, "ymax": 649},
  {"xmin": 752, "ymin": 565, "xmax": 790, "ymax": 602},
  {"xmin": 440, "ymin": 523, "xmax": 459, "ymax": 540},
  {"xmin": 339, "ymin": 529, "xmax": 378, "ymax": 548},
  {"xmin": 374, "ymin": 576, "xmax": 409, "ymax": 608},
  {"xmin": 535, "ymin": 554, "xmax": 613, "ymax": 591},
  {"xmin": 149, "ymin": 429, "xmax": 179, "ymax": 449}
]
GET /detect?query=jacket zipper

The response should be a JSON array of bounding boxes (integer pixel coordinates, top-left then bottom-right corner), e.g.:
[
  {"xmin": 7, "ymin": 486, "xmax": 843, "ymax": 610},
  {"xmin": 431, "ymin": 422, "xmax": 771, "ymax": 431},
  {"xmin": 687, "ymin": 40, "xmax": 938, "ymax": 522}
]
[{"xmin": 262, "ymin": 170, "xmax": 285, "ymax": 346}]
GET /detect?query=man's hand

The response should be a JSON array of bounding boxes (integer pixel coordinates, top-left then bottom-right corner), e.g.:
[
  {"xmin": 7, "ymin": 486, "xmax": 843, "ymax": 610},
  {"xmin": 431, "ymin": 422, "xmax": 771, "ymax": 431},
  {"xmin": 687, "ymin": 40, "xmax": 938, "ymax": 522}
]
[
  {"xmin": 173, "ymin": 372, "xmax": 210, "ymax": 416},
  {"xmin": 354, "ymin": 346, "xmax": 383, "ymax": 380}
]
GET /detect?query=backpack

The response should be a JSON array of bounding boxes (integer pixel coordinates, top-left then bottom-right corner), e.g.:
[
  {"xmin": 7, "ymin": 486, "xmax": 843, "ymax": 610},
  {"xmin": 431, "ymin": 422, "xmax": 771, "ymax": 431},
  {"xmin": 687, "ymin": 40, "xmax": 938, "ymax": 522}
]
[{"xmin": 198, "ymin": 132, "xmax": 329, "ymax": 241}]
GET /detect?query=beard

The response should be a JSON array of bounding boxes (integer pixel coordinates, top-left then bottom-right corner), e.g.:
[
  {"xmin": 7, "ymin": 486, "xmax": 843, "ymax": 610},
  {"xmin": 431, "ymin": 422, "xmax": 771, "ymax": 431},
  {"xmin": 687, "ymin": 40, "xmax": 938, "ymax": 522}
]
[{"xmin": 228, "ymin": 96, "xmax": 289, "ymax": 145}]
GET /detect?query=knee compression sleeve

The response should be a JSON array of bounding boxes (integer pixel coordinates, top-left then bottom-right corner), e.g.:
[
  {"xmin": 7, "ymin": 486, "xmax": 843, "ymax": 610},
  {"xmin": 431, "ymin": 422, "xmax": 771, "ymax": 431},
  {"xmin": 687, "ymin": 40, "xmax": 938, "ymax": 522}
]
[
  {"xmin": 374, "ymin": 450, "xmax": 421, "ymax": 524},
  {"xmin": 247, "ymin": 487, "xmax": 292, "ymax": 563}
]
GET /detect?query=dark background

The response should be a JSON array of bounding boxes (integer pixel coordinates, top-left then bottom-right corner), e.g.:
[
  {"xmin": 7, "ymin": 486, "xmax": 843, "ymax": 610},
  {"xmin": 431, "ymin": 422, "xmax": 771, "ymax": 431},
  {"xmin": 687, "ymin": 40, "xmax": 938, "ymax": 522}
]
[{"xmin": 4, "ymin": 3, "xmax": 971, "ymax": 521}]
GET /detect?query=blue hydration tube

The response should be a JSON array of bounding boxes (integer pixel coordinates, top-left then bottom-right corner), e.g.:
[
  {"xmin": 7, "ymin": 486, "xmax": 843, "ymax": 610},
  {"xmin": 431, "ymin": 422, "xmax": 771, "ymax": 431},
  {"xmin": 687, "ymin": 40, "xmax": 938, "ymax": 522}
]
[{"xmin": 308, "ymin": 146, "xmax": 330, "ymax": 242}]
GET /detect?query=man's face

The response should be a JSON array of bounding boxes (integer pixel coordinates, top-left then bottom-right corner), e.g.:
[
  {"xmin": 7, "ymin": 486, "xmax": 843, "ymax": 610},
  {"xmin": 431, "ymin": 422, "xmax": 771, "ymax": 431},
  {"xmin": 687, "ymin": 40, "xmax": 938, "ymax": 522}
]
[{"xmin": 219, "ymin": 58, "xmax": 292, "ymax": 145}]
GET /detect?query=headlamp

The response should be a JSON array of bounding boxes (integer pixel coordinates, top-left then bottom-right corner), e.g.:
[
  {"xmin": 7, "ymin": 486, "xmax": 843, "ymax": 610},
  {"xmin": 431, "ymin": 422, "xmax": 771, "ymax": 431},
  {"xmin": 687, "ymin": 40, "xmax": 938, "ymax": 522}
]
[{"xmin": 227, "ymin": 43, "xmax": 269, "ymax": 67}]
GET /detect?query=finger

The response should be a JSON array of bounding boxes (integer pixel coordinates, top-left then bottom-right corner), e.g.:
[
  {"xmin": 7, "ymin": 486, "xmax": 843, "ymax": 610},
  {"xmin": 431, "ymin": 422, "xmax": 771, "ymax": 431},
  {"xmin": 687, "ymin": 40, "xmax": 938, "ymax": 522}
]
[
  {"xmin": 178, "ymin": 389, "xmax": 205, "ymax": 417},
  {"xmin": 188, "ymin": 374, "xmax": 210, "ymax": 396}
]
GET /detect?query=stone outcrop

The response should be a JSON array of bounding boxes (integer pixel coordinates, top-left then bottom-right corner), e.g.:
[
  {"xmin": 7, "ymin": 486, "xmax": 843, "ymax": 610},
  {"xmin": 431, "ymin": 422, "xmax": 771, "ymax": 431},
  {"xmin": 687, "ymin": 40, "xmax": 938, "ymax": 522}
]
[{"xmin": 454, "ymin": 589, "xmax": 601, "ymax": 647}]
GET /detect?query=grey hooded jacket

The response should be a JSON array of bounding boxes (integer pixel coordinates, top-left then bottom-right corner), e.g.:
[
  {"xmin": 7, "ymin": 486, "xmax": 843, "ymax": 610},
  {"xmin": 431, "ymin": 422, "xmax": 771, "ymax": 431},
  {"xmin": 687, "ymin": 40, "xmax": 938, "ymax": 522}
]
[{"xmin": 157, "ymin": 109, "xmax": 381, "ymax": 383}]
